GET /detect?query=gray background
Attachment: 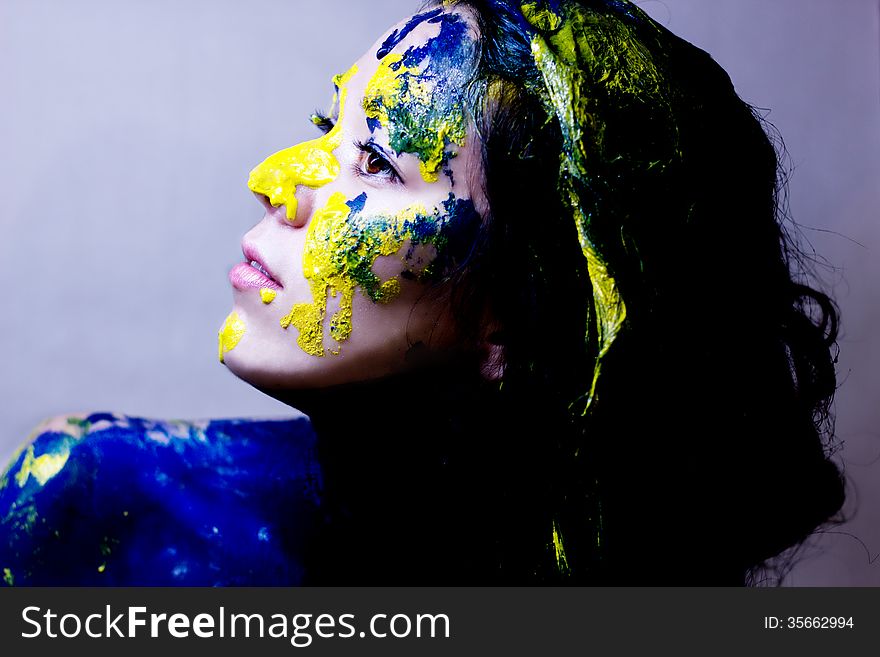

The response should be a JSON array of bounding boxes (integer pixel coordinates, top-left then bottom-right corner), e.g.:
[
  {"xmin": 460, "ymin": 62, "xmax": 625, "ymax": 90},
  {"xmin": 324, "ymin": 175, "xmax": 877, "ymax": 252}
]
[{"xmin": 1, "ymin": 0, "xmax": 877, "ymax": 585}]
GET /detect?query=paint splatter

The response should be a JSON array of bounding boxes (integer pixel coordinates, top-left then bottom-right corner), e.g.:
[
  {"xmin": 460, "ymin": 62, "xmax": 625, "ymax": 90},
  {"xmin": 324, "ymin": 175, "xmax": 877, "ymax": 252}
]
[
  {"xmin": 246, "ymin": 9, "xmax": 481, "ymax": 359},
  {"xmin": 0, "ymin": 413, "xmax": 323, "ymax": 584},
  {"xmin": 259, "ymin": 288, "xmax": 277, "ymax": 304},
  {"xmin": 280, "ymin": 191, "xmax": 478, "ymax": 357},
  {"xmin": 218, "ymin": 312, "xmax": 246, "ymax": 363},
  {"xmin": 376, "ymin": 8, "xmax": 444, "ymax": 59},
  {"xmin": 14, "ymin": 444, "xmax": 70, "ymax": 488},
  {"xmin": 247, "ymin": 65, "xmax": 359, "ymax": 222},
  {"xmin": 363, "ymin": 11, "xmax": 475, "ymax": 183}
]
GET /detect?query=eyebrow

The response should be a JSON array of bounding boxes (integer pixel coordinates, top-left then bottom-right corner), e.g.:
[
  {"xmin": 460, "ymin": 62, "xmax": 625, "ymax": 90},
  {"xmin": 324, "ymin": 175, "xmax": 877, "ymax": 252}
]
[{"xmin": 364, "ymin": 138, "xmax": 397, "ymax": 161}]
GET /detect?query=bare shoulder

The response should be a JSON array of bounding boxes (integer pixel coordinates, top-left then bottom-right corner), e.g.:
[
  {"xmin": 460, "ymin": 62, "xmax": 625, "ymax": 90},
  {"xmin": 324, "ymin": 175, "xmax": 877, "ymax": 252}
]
[
  {"xmin": 0, "ymin": 411, "xmax": 318, "ymax": 586},
  {"xmin": 2, "ymin": 412, "xmax": 306, "ymax": 489}
]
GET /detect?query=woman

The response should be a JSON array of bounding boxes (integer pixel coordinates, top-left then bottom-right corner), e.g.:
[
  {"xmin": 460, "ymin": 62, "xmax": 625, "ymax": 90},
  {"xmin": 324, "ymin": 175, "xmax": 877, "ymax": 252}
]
[{"xmin": 0, "ymin": 0, "xmax": 845, "ymax": 585}]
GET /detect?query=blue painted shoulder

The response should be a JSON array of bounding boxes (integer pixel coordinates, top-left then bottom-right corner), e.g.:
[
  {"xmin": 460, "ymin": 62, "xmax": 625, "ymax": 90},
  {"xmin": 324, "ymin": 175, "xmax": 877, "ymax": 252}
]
[{"xmin": 0, "ymin": 412, "xmax": 323, "ymax": 586}]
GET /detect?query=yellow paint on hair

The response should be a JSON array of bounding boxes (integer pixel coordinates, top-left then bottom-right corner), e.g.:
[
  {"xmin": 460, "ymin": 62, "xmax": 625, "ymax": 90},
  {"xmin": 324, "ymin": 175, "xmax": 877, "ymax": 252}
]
[
  {"xmin": 552, "ymin": 520, "xmax": 571, "ymax": 575},
  {"xmin": 521, "ymin": 1, "xmax": 563, "ymax": 31}
]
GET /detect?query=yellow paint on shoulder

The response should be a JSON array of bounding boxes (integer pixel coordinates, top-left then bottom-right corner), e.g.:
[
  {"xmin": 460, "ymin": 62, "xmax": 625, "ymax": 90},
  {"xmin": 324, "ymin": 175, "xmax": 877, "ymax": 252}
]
[
  {"xmin": 247, "ymin": 64, "xmax": 359, "ymax": 221},
  {"xmin": 14, "ymin": 443, "xmax": 71, "ymax": 488},
  {"xmin": 218, "ymin": 311, "xmax": 246, "ymax": 363},
  {"xmin": 259, "ymin": 288, "xmax": 277, "ymax": 304},
  {"xmin": 1, "ymin": 414, "xmax": 91, "ymax": 485}
]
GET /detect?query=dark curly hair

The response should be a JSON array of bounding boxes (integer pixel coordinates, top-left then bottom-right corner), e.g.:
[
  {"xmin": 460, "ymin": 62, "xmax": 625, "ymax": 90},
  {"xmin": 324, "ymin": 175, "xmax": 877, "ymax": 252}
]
[{"xmin": 413, "ymin": 0, "xmax": 848, "ymax": 584}]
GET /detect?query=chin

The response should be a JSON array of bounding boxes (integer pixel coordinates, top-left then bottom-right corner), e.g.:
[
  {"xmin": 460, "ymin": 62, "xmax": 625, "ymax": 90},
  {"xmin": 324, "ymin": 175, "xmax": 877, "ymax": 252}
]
[{"xmin": 220, "ymin": 338, "xmax": 336, "ymax": 394}]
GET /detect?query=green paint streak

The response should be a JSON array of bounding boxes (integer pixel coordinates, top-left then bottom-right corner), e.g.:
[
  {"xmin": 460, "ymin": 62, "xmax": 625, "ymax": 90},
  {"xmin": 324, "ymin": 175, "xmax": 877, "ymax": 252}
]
[
  {"xmin": 66, "ymin": 417, "xmax": 91, "ymax": 431},
  {"xmin": 363, "ymin": 53, "xmax": 468, "ymax": 183},
  {"xmin": 2, "ymin": 568, "xmax": 13, "ymax": 587}
]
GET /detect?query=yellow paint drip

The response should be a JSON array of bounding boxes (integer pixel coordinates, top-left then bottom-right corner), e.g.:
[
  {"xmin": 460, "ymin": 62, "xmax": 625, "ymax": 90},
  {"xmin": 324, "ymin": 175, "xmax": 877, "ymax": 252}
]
[
  {"xmin": 280, "ymin": 192, "xmax": 430, "ymax": 357},
  {"xmin": 259, "ymin": 288, "xmax": 277, "ymax": 304},
  {"xmin": 218, "ymin": 311, "xmax": 246, "ymax": 363},
  {"xmin": 14, "ymin": 444, "xmax": 70, "ymax": 488},
  {"xmin": 247, "ymin": 65, "xmax": 359, "ymax": 221}
]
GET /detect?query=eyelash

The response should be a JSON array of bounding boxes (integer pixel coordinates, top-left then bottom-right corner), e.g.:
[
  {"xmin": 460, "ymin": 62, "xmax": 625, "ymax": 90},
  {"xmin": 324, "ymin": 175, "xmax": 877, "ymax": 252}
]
[
  {"xmin": 310, "ymin": 110, "xmax": 334, "ymax": 135},
  {"xmin": 353, "ymin": 140, "xmax": 401, "ymax": 183},
  {"xmin": 310, "ymin": 112, "xmax": 401, "ymax": 184}
]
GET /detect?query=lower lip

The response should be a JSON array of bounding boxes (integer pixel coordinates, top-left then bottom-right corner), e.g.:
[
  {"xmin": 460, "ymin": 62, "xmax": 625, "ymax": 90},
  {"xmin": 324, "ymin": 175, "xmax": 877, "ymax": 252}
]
[{"xmin": 228, "ymin": 262, "xmax": 282, "ymax": 291}]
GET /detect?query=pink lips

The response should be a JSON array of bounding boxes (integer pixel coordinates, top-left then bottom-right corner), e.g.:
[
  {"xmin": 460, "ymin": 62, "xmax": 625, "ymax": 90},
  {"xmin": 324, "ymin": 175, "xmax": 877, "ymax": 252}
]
[{"xmin": 230, "ymin": 243, "xmax": 283, "ymax": 292}]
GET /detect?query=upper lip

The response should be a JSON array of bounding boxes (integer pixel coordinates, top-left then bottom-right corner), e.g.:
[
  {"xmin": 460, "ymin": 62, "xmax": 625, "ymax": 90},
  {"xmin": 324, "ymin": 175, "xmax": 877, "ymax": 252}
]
[{"xmin": 241, "ymin": 242, "xmax": 283, "ymax": 287}]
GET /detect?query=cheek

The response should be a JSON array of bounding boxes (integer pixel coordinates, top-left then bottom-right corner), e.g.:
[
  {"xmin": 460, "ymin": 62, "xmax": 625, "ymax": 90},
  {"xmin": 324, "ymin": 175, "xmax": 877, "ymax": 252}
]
[{"xmin": 280, "ymin": 191, "xmax": 480, "ymax": 358}]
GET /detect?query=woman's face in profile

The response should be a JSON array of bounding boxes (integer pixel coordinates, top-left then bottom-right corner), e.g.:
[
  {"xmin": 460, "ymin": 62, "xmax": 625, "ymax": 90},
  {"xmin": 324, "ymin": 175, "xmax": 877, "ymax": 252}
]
[{"xmin": 219, "ymin": 8, "xmax": 485, "ymax": 392}]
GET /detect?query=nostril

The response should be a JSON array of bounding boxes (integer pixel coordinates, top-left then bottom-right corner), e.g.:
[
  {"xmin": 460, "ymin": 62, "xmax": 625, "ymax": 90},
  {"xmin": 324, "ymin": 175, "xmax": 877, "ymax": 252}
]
[{"xmin": 253, "ymin": 192, "xmax": 272, "ymax": 210}]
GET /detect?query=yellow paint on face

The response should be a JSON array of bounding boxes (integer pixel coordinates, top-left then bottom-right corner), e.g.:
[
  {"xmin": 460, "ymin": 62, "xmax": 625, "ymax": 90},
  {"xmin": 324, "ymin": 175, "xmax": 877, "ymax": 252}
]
[
  {"xmin": 218, "ymin": 311, "xmax": 246, "ymax": 363},
  {"xmin": 259, "ymin": 288, "xmax": 277, "ymax": 304},
  {"xmin": 362, "ymin": 53, "xmax": 467, "ymax": 183},
  {"xmin": 279, "ymin": 193, "xmax": 356, "ymax": 357},
  {"xmin": 247, "ymin": 65, "xmax": 359, "ymax": 221},
  {"xmin": 14, "ymin": 444, "xmax": 70, "ymax": 488},
  {"xmin": 280, "ymin": 192, "xmax": 436, "ymax": 357}
]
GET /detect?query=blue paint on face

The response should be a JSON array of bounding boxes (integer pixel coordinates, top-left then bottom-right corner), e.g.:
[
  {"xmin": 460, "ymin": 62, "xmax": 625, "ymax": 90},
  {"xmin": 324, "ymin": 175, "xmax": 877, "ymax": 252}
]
[
  {"xmin": 376, "ymin": 7, "xmax": 444, "ymax": 59},
  {"xmin": 328, "ymin": 191, "xmax": 480, "ymax": 302},
  {"xmin": 366, "ymin": 116, "xmax": 382, "ymax": 133},
  {"xmin": 365, "ymin": 11, "xmax": 477, "ymax": 178},
  {"xmin": 392, "ymin": 11, "xmax": 472, "ymax": 72},
  {"xmin": 346, "ymin": 192, "xmax": 368, "ymax": 215}
]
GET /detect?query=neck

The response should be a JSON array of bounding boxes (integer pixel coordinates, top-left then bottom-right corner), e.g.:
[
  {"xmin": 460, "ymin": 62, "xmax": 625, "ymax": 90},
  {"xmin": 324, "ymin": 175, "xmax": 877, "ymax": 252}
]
[{"xmin": 275, "ymin": 356, "xmax": 514, "ymax": 583}]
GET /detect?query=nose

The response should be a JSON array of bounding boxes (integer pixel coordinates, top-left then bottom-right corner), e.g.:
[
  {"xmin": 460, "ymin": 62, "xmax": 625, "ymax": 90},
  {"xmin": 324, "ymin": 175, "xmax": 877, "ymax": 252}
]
[{"xmin": 252, "ymin": 189, "xmax": 313, "ymax": 228}]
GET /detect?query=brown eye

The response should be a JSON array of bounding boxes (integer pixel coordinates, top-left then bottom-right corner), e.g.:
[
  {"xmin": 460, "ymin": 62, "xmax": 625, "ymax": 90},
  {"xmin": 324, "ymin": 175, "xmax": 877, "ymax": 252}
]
[
  {"xmin": 353, "ymin": 139, "xmax": 401, "ymax": 183},
  {"xmin": 365, "ymin": 151, "xmax": 391, "ymax": 175}
]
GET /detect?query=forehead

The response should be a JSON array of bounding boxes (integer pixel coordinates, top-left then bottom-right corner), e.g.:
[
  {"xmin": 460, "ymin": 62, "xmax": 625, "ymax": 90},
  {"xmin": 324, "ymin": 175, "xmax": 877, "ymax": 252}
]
[
  {"xmin": 340, "ymin": 8, "xmax": 480, "ymax": 186},
  {"xmin": 376, "ymin": 8, "xmax": 476, "ymax": 61},
  {"xmin": 350, "ymin": 8, "xmax": 478, "ymax": 97}
]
